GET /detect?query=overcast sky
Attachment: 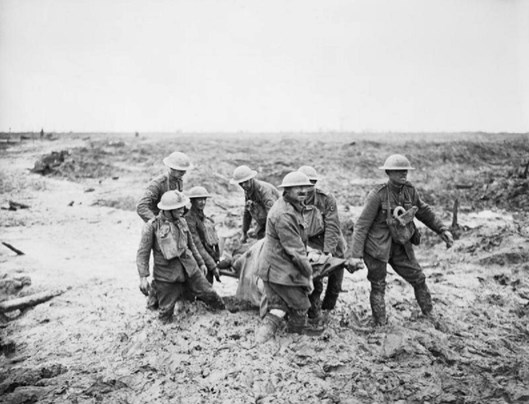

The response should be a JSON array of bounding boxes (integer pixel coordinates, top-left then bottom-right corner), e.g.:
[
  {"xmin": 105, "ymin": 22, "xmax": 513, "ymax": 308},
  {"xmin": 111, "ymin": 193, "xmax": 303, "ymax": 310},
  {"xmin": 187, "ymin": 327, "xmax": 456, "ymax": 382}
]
[{"xmin": 0, "ymin": 0, "xmax": 528, "ymax": 133}]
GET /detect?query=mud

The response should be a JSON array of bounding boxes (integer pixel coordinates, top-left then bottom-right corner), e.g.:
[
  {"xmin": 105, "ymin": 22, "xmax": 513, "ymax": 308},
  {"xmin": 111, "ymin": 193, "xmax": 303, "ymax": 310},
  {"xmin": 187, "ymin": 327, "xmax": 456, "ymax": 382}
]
[{"xmin": 1, "ymin": 132, "xmax": 528, "ymax": 403}]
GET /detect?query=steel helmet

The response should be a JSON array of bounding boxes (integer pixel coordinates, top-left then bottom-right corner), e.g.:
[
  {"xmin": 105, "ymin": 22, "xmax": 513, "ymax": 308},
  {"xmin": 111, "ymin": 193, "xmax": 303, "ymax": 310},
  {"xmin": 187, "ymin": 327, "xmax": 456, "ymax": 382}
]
[
  {"xmin": 230, "ymin": 165, "xmax": 257, "ymax": 184},
  {"xmin": 186, "ymin": 186, "xmax": 211, "ymax": 199},
  {"xmin": 278, "ymin": 171, "xmax": 313, "ymax": 188},
  {"xmin": 157, "ymin": 190, "xmax": 189, "ymax": 210},
  {"xmin": 378, "ymin": 154, "xmax": 415, "ymax": 170},
  {"xmin": 163, "ymin": 152, "xmax": 192, "ymax": 171},
  {"xmin": 298, "ymin": 165, "xmax": 318, "ymax": 181}
]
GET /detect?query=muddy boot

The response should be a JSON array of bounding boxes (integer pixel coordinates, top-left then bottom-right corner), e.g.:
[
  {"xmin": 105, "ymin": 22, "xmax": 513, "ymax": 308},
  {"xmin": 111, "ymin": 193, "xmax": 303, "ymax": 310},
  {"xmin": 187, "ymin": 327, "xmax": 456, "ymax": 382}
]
[
  {"xmin": 308, "ymin": 294, "xmax": 322, "ymax": 325},
  {"xmin": 199, "ymin": 292, "xmax": 226, "ymax": 311},
  {"xmin": 287, "ymin": 310, "xmax": 324, "ymax": 336},
  {"xmin": 414, "ymin": 281, "xmax": 433, "ymax": 316},
  {"xmin": 255, "ymin": 314, "xmax": 284, "ymax": 343},
  {"xmin": 369, "ymin": 290, "xmax": 387, "ymax": 327},
  {"xmin": 158, "ymin": 307, "xmax": 174, "ymax": 324}
]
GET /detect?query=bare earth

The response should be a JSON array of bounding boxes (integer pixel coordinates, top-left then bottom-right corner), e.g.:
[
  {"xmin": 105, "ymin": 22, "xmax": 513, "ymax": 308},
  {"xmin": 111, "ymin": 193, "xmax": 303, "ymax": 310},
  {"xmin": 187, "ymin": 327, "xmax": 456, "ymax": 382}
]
[{"xmin": 1, "ymin": 132, "xmax": 528, "ymax": 404}]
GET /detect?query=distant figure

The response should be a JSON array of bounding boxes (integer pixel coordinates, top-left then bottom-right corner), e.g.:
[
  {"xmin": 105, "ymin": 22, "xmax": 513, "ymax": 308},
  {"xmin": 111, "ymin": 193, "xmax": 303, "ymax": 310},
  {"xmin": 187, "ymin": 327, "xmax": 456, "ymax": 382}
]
[
  {"xmin": 350, "ymin": 154, "xmax": 454, "ymax": 327},
  {"xmin": 40, "ymin": 128, "xmax": 44, "ymax": 139},
  {"xmin": 136, "ymin": 190, "xmax": 225, "ymax": 324},
  {"xmin": 184, "ymin": 186, "xmax": 222, "ymax": 284},
  {"xmin": 136, "ymin": 151, "xmax": 192, "ymax": 223},
  {"xmin": 298, "ymin": 165, "xmax": 347, "ymax": 321},
  {"xmin": 230, "ymin": 165, "xmax": 280, "ymax": 243}
]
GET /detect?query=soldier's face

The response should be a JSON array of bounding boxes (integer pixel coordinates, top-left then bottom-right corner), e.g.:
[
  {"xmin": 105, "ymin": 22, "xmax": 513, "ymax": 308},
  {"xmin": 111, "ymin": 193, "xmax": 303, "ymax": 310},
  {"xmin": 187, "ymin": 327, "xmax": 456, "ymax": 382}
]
[
  {"xmin": 167, "ymin": 207, "xmax": 185, "ymax": 219},
  {"xmin": 192, "ymin": 198, "xmax": 207, "ymax": 210},
  {"xmin": 387, "ymin": 170, "xmax": 408, "ymax": 185},
  {"xmin": 239, "ymin": 179, "xmax": 252, "ymax": 192},
  {"xmin": 307, "ymin": 180, "xmax": 317, "ymax": 194},
  {"xmin": 169, "ymin": 168, "xmax": 186, "ymax": 180},
  {"xmin": 286, "ymin": 186, "xmax": 309, "ymax": 203}
]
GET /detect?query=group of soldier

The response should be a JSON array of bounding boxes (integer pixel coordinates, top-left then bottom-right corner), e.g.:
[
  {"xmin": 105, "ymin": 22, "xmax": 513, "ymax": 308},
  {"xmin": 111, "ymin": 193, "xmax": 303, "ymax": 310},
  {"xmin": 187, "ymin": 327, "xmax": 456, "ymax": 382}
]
[{"xmin": 135, "ymin": 150, "xmax": 454, "ymax": 341}]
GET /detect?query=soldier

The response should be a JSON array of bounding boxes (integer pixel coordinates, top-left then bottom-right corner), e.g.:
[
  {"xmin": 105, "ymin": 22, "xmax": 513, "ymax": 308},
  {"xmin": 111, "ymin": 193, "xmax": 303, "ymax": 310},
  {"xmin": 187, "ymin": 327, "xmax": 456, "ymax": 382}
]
[
  {"xmin": 136, "ymin": 151, "xmax": 192, "ymax": 223},
  {"xmin": 256, "ymin": 171, "xmax": 324, "ymax": 343},
  {"xmin": 184, "ymin": 186, "xmax": 222, "ymax": 284},
  {"xmin": 230, "ymin": 165, "xmax": 280, "ymax": 243},
  {"xmin": 136, "ymin": 151, "xmax": 192, "ymax": 309},
  {"xmin": 298, "ymin": 165, "xmax": 347, "ymax": 321},
  {"xmin": 136, "ymin": 190, "xmax": 225, "ymax": 324},
  {"xmin": 350, "ymin": 154, "xmax": 454, "ymax": 326}
]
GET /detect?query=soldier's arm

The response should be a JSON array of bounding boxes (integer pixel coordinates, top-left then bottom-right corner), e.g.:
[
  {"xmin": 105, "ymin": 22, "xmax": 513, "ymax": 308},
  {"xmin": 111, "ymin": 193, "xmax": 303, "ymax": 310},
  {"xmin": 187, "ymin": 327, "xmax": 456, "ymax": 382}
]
[
  {"xmin": 241, "ymin": 198, "xmax": 253, "ymax": 234},
  {"xmin": 322, "ymin": 194, "xmax": 342, "ymax": 254},
  {"xmin": 275, "ymin": 215, "xmax": 312, "ymax": 278},
  {"xmin": 186, "ymin": 227, "xmax": 206, "ymax": 268},
  {"xmin": 136, "ymin": 221, "xmax": 155, "ymax": 278},
  {"xmin": 185, "ymin": 216, "xmax": 217, "ymax": 270},
  {"xmin": 414, "ymin": 189, "xmax": 448, "ymax": 234},
  {"xmin": 261, "ymin": 188, "xmax": 278, "ymax": 216},
  {"xmin": 136, "ymin": 182, "xmax": 160, "ymax": 223},
  {"xmin": 351, "ymin": 190, "xmax": 380, "ymax": 258}
]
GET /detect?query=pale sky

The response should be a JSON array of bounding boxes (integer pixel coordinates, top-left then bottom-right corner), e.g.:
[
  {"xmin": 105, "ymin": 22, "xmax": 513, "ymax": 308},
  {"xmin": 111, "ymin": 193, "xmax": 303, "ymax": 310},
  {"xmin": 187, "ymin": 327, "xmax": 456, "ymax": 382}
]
[{"xmin": 0, "ymin": 0, "xmax": 528, "ymax": 133}]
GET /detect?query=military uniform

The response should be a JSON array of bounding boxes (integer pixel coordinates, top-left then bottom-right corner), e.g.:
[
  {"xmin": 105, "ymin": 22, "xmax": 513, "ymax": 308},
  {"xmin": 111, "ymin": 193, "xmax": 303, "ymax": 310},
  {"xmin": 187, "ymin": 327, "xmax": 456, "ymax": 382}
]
[
  {"xmin": 242, "ymin": 179, "xmax": 280, "ymax": 240},
  {"xmin": 257, "ymin": 195, "xmax": 313, "ymax": 328},
  {"xmin": 136, "ymin": 173, "xmax": 184, "ymax": 309},
  {"xmin": 351, "ymin": 181, "xmax": 448, "ymax": 324},
  {"xmin": 136, "ymin": 213, "xmax": 224, "ymax": 322},
  {"xmin": 185, "ymin": 206, "xmax": 220, "ymax": 284},
  {"xmin": 136, "ymin": 174, "xmax": 183, "ymax": 223},
  {"xmin": 304, "ymin": 188, "xmax": 347, "ymax": 314}
]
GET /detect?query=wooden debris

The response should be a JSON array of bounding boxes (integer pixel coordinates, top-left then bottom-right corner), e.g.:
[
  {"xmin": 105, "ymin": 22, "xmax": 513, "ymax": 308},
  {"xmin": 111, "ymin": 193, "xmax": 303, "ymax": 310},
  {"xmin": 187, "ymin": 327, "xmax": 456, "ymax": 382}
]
[
  {"xmin": 515, "ymin": 160, "xmax": 529, "ymax": 179},
  {"xmin": 455, "ymin": 183, "xmax": 473, "ymax": 189},
  {"xmin": 9, "ymin": 200, "xmax": 30, "ymax": 210},
  {"xmin": 31, "ymin": 150, "xmax": 69, "ymax": 174},
  {"xmin": 1, "ymin": 242, "xmax": 25, "ymax": 256},
  {"xmin": 0, "ymin": 290, "xmax": 64, "ymax": 313},
  {"xmin": 451, "ymin": 198, "xmax": 459, "ymax": 230}
]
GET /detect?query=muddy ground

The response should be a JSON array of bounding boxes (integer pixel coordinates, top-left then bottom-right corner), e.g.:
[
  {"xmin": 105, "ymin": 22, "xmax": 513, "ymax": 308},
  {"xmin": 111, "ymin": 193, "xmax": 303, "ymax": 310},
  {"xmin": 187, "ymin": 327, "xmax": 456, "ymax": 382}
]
[{"xmin": 1, "ymin": 132, "xmax": 528, "ymax": 404}]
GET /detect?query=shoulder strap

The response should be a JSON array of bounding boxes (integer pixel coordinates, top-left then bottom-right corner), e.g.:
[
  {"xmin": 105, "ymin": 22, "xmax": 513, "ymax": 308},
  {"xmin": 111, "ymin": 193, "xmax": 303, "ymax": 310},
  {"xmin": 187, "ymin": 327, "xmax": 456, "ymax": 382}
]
[{"xmin": 386, "ymin": 186, "xmax": 391, "ymax": 222}]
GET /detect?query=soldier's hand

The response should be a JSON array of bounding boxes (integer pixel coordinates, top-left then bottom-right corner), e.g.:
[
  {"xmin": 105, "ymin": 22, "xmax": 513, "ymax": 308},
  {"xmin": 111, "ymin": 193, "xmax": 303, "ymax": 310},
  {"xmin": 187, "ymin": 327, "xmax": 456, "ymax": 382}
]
[
  {"xmin": 240, "ymin": 232, "xmax": 248, "ymax": 244},
  {"xmin": 441, "ymin": 231, "xmax": 454, "ymax": 249},
  {"xmin": 139, "ymin": 277, "xmax": 151, "ymax": 296},
  {"xmin": 307, "ymin": 276, "xmax": 315, "ymax": 294},
  {"xmin": 345, "ymin": 258, "xmax": 364, "ymax": 274},
  {"xmin": 200, "ymin": 264, "xmax": 208, "ymax": 277},
  {"xmin": 213, "ymin": 266, "xmax": 222, "ymax": 283}
]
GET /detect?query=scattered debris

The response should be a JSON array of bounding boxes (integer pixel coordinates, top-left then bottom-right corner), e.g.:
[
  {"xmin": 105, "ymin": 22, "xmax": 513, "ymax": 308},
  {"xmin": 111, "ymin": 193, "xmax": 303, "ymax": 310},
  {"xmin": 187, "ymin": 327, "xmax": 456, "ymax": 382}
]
[
  {"xmin": 31, "ymin": 150, "xmax": 69, "ymax": 175},
  {"xmin": 0, "ymin": 275, "xmax": 31, "ymax": 296},
  {"xmin": 0, "ymin": 290, "xmax": 64, "ymax": 313},
  {"xmin": 1, "ymin": 241, "xmax": 25, "ymax": 256},
  {"xmin": 3, "ymin": 201, "xmax": 30, "ymax": 211}
]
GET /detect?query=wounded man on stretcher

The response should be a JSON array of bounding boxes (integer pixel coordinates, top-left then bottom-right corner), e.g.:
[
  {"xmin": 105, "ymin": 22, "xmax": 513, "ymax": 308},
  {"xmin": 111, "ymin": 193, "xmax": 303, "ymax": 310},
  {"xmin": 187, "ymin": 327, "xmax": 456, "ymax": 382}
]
[{"xmin": 218, "ymin": 239, "xmax": 362, "ymax": 313}]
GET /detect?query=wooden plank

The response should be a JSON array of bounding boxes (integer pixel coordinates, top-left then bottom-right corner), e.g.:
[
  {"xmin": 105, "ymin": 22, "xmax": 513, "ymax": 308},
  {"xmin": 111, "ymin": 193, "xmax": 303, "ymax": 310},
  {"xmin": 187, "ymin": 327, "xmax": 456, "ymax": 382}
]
[{"xmin": 0, "ymin": 290, "xmax": 64, "ymax": 313}]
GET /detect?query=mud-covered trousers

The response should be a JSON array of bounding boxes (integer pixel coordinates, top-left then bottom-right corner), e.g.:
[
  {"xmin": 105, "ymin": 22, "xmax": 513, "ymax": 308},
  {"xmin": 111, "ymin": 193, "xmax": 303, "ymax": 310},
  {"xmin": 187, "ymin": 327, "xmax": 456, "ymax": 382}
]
[
  {"xmin": 153, "ymin": 270, "xmax": 225, "ymax": 321},
  {"xmin": 310, "ymin": 268, "xmax": 344, "ymax": 312},
  {"xmin": 263, "ymin": 281, "xmax": 311, "ymax": 318},
  {"xmin": 308, "ymin": 236, "xmax": 346, "ymax": 314},
  {"xmin": 364, "ymin": 242, "xmax": 432, "ymax": 323}
]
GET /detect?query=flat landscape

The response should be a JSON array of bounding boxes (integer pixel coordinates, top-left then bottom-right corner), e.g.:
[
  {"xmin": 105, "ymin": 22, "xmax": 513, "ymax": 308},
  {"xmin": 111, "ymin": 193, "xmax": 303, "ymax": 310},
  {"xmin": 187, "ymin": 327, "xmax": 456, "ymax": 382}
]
[{"xmin": 1, "ymin": 132, "xmax": 528, "ymax": 403}]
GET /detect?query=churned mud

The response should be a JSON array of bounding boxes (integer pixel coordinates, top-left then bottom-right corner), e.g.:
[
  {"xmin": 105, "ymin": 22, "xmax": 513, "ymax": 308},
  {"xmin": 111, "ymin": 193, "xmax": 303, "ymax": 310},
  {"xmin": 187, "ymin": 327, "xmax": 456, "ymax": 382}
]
[{"xmin": 1, "ymin": 132, "xmax": 528, "ymax": 403}]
